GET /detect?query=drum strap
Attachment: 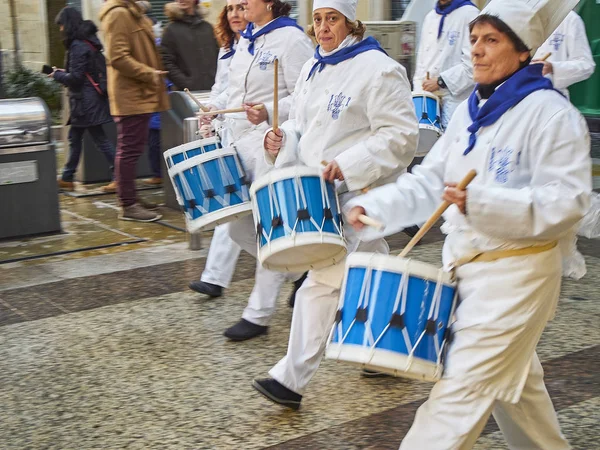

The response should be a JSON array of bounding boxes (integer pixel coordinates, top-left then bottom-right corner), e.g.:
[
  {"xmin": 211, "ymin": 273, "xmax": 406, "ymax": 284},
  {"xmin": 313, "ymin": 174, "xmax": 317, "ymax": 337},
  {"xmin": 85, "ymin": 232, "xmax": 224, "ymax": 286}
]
[{"xmin": 451, "ymin": 241, "xmax": 558, "ymax": 269}]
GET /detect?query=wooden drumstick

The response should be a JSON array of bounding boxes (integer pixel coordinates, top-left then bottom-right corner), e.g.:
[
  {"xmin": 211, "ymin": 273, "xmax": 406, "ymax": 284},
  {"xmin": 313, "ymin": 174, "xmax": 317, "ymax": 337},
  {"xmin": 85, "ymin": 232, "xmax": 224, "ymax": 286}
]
[
  {"xmin": 540, "ymin": 52, "xmax": 552, "ymax": 61},
  {"xmin": 358, "ymin": 214, "xmax": 385, "ymax": 232},
  {"xmin": 399, "ymin": 169, "xmax": 477, "ymax": 258},
  {"xmin": 273, "ymin": 58, "xmax": 279, "ymax": 132},
  {"xmin": 198, "ymin": 104, "xmax": 265, "ymax": 116},
  {"xmin": 184, "ymin": 88, "xmax": 210, "ymax": 113},
  {"xmin": 426, "ymin": 71, "xmax": 430, "ymax": 80}
]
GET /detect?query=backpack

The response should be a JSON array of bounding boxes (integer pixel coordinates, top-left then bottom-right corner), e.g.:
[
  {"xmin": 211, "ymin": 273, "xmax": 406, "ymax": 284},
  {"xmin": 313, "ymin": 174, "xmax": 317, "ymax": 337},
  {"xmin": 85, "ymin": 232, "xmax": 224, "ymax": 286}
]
[{"xmin": 83, "ymin": 40, "xmax": 108, "ymax": 97}]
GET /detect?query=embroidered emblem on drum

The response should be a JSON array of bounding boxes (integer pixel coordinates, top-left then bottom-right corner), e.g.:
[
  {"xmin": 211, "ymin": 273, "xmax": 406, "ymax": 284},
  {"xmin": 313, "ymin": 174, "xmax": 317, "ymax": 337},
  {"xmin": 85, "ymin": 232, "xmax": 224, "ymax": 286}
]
[
  {"xmin": 488, "ymin": 146, "xmax": 519, "ymax": 184},
  {"xmin": 447, "ymin": 31, "xmax": 460, "ymax": 46},
  {"xmin": 550, "ymin": 33, "xmax": 565, "ymax": 51},
  {"xmin": 258, "ymin": 50, "xmax": 276, "ymax": 71},
  {"xmin": 327, "ymin": 92, "xmax": 352, "ymax": 120}
]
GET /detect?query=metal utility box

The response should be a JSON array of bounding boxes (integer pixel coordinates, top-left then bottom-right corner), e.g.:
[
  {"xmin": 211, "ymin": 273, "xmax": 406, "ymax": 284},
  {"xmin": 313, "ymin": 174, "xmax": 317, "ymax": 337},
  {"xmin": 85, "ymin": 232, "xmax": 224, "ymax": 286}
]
[
  {"xmin": 75, "ymin": 120, "xmax": 154, "ymax": 184},
  {"xmin": 365, "ymin": 21, "xmax": 417, "ymax": 82},
  {"xmin": 0, "ymin": 98, "xmax": 61, "ymax": 239}
]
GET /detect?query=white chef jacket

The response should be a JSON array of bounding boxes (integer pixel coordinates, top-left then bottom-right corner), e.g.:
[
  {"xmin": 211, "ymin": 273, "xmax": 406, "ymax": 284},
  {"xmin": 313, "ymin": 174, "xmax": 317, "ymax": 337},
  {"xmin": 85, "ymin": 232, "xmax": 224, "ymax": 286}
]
[
  {"xmin": 534, "ymin": 10, "xmax": 596, "ymax": 98},
  {"xmin": 413, "ymin": 5, "xmax": 479, "ymax": 101},
  {"xmin": 345, "ymin": 88, "xmax": 591, "ymax": 402}
]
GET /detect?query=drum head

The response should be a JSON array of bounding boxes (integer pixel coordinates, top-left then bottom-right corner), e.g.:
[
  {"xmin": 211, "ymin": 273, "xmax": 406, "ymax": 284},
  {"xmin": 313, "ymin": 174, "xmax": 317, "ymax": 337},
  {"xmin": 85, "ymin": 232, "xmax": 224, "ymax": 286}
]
[
  {"xmin": 260, "ymin": 233, "xmax": 347, "ymax": 273},
  {"xmin": 416, "ymin": 127, "xmax": 442, "ymax": 157}
]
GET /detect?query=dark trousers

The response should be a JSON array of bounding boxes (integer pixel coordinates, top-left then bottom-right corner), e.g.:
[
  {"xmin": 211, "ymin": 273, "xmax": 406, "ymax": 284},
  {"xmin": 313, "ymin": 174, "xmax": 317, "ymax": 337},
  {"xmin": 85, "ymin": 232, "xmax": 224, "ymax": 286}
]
[
  {"xmin": 148, "ymin": 128, "xmax": 162, "ymax": 178},
  {"xmin": 62, "ymin": 125, "xmax": 115, "ymax": 182},
  {"xmin": 114, "ymin": 114, "xmax": 151, "ymax": 207},
  {"xmin": 408, "ymin": 156, "xmax": 425, "ymax": 173}
]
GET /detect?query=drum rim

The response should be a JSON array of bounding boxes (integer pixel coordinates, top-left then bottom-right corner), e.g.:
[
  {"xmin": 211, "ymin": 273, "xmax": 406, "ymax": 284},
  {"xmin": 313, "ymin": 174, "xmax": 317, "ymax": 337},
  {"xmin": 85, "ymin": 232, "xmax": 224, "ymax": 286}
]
[
  {"xmin": 325, "ymin": 343, "xmax": 442, "ymax": 382},
  {"xmin": 417, "ymin": 124, "xmax": 442, "ymax": 133},
  {"xmin": 411, "ymin": 91, "xmax": 441, "ymax": 101},
  {"xmin": 163, "ymin": 136, "xmax": 222, "ymax": 160},
  {"xmin": 250, "ymin": 165, "xmax": 324, "ymax": 197},
  {"xmin": 259, "ymin": 233, "xmax": 347, "ymax": 272},
  {"xmin": 187, "ymin": 202, "xmax": 252, "ymax": 233},
  {"xmin": 347, "ymin": 252, "xmax": 455, "ymax": 285},
  {"xmin": 167, "ymin": 147, "xmax": 239, "ymax": 176}
]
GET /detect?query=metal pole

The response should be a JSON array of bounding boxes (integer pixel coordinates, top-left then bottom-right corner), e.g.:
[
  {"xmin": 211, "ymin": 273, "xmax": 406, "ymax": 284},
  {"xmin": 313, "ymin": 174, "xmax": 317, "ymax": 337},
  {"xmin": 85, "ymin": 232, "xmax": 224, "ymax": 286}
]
[{"xmin": 183, "ymin": 117, "xmax": 204, "ymax": 251}]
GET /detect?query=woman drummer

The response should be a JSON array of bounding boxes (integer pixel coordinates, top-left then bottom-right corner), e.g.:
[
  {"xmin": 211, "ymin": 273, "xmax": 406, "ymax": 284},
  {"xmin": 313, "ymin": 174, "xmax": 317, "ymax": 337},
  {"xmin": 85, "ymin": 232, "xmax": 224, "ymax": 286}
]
[
  {"xmin": 188, "ymin": 0, "xmax": 247, "ymax": 299},
  {"xmin": 251, "ymin": 0, "xmax": 419, "ymax": 410},
  {"xmin": 344, "ymin": 0, "xmax": 590, "ymax": 447},
  {"xmin": 205, "ymin": 0, "xmax": 314, "ymax": 341}
]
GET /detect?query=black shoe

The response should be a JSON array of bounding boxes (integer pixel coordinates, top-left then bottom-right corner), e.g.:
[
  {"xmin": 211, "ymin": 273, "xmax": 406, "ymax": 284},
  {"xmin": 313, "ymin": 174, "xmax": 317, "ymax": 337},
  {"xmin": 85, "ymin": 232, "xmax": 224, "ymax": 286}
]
[
  {"xmin": 252, "ymin": 378, "xmax": 302, "ymax": 410},
  {"xmin": 224, "ymin": 319, "xmax": 268, "ymax": 341},
  {"xmin": 188, "ymin": 281, "xmax": 223, "ymax": 297},
  {"xmin": 361, "ymin": 369, "xmax": 391, "ymax": 378},
  {"xmin": 288, "ymin": 272, "xmax": 308, "ymax": 308},
  {"xmin": 402, "ymin": 225, "xmax": 421, "ymax": 240}
]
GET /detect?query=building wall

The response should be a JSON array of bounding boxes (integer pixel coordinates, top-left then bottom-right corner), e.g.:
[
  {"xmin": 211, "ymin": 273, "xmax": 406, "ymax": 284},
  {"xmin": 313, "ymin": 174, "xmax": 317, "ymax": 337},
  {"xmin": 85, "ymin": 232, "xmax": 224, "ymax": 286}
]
[{"xmin": 0, "ymin": 0, "xmax": 50, "ymax": 71}]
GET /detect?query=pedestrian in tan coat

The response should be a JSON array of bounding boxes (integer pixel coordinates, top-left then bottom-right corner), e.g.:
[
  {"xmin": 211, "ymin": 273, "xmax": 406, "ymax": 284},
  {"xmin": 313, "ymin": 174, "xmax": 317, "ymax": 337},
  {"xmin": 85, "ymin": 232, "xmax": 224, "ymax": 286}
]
[{"xmin": 99, "ymin": 0, "xmax": 170, "ymax": 221}]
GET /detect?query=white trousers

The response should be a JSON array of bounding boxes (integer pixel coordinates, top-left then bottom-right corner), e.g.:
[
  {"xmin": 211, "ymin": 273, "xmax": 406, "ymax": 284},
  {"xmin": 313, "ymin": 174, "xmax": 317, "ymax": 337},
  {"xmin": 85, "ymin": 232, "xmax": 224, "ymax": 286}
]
[
  {"xmin": 269, "ymin": 237, "xmax": 388, "ymax": 395},
  {"xmin": 200, "ymin": 224, "xmax": 241, "ymax": 288},
  {"xmin": 400, "ymin": 353, "xmax": 569, "ymax": 450},
  {"xmin": 228, "ymin": 215, "xmax": 289, "ymax": 326}
]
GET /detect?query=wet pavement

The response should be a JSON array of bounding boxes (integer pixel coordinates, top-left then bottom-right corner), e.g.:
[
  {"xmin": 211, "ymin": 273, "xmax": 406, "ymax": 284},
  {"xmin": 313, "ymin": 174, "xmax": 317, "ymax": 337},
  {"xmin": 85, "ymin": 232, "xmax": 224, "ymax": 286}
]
[{"xmin": 0, "ymin": 138, "xmax": 598, "ymax": 449}]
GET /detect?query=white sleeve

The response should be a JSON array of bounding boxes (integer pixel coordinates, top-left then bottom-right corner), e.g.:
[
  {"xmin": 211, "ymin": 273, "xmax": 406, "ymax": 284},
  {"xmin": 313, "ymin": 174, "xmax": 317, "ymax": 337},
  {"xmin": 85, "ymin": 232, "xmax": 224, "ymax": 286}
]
[
  {"xmin": 264, "ymin": 33, "xmax": 314, "ymax": 127},
  {"xmin": 440, "ymin": 8, "xmax": 478, "ymax": 96},
  {"xmin": 209, "ymin": 49, "xmax": 230, "ymax": 107},
  {"xmin": 343, "ymin": 127, "xmax": 450, "ymax": 242},
  {"xmin": 334, "ymin": 64, "xmax": 419, "ymax": 192},
  {"xmin": 551, "ymin": 16, "xmax": 596, "ymax": 90},
  {"xmin": 466, "ymin": 107, "xmax": 592, "ymax": 241}
]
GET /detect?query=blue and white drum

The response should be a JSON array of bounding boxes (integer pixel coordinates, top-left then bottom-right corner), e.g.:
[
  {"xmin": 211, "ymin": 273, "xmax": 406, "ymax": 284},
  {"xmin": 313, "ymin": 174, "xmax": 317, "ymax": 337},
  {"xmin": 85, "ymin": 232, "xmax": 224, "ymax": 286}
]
[
  {"xmin": 326, "ymin": 253, "xmax": 457, "ymax": 382},
  {"xmin": 163, "ymin": 137, "xmax": 223, "ymax": 169},
  {"xmin": 412, "ymin": 92, "xmax": 443, "ymax": 157},
  {"xmin": 166, "ymin": 147, "xmax": 252, "ymax": 232},
  {"xmin": 250, "ymin": 166, "xmax": 347, "ymax": 273}
]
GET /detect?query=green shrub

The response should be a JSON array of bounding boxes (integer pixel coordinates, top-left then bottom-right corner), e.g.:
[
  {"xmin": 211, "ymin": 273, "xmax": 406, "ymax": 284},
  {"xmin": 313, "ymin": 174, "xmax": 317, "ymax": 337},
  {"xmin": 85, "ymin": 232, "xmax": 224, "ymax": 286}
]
[{"xmin": 2, "ymin": 66, "xmax": 63, "ymax": 113}]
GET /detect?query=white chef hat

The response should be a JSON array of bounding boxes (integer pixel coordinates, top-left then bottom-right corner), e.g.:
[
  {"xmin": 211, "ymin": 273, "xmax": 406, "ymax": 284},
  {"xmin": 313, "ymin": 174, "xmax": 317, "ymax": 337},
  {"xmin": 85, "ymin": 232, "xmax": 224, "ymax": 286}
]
[
  {"xmin": 313, "ymin": 0, "xmax": 358, "ymax": 21},
  {"xmin": 480, "ymin": 0, "xmax": 580, "ymax": 55}
]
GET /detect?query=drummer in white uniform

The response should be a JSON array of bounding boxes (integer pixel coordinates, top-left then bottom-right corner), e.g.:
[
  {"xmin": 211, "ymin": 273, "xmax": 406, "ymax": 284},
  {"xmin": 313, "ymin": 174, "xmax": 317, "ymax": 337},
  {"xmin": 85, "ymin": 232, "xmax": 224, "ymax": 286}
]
[
  {"xmin": 188, "ymin": 0, "xmax": 246, "ymax": 299},
  {"xmin": 345, "ymin": 0, "xmax": 591, "ymax": 447},
  {"xmin": 251, "ymin": 0, "xmax": 418, "ymax": 410},
  {"xmin": 414, "ymin": 0, "xmax": 479, "ymax": 127},
  {"xmin": 532, "ymin": 9, "xmax": 596, "ymax": 98},
  {"xmin": 214, "ymin": 0, "xmax": 314, "ymax": 341}
]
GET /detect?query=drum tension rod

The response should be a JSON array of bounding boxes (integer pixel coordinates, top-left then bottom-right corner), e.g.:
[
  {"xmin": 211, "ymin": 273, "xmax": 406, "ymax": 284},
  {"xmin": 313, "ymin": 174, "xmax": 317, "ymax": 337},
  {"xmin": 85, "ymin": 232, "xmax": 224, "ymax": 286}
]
[
  {"xmin": 323, "ymin": 208, "xmax": 333, "ymax": 219},
  {"xmin": 204, "ymin": 189, "xmax": 216, "ymax": 198},
  {"xmin": 297, "ymin": 209, "xmax": 310, "ymax": 220},
  {"xmin": 188, "ymin": 199, "xmax": 197, "ymax": 209},
  {"xmin": 335, "ymin": 310, "xmax": 343, "ymax": 324},
  {"xmin": 271, "ymin": 216, "xmax": 283, "ymax": 227},
  {"xmin": 225, "ymin": 185, "xmax": 237, "ymax": 194}
]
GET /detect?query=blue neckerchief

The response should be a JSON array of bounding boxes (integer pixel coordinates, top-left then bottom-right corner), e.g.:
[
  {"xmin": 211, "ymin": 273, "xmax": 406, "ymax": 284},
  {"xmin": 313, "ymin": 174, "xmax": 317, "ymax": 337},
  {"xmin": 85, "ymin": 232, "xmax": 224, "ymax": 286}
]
[
  {"xmin": 464, "ymin": 64, "xmax": 558, "ymax": 155},
  {"xmin": 306, "ymin": 36, "xmax": 387, "ymax": 81},
  {"xmin": 435, "ymin": 0, "xmax": 476, "ymax": 39},
  {"xmin": 220, "ymin": 38, "xmax": 236, "ymax": 60},
  {"xmin": 240, "ymin": 17, "xmax": 303, "ymax": 55}
]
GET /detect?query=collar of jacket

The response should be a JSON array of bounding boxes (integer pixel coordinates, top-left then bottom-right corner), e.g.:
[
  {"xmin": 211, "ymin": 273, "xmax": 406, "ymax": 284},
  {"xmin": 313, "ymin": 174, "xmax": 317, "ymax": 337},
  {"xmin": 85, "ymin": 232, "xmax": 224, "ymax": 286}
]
[{"xmin": 99, "ymin": 0, "xmax": 144, "ymax": 22}]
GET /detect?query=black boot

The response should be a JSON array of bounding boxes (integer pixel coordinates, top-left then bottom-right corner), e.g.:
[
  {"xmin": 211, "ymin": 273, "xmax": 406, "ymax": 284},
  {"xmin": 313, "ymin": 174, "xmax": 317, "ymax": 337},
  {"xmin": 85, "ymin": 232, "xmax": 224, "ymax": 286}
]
[
  {"xmin": 252, "ymin": 378, "xmax": 302, "ymax": 410},
  {"xmin": 224, "ymin": 319, "xmax": 268, "ymax": 341},
  {"xmin": 188, "ymin": 281, "xmax": 223, "ymax": 298},
  {"xmin": 288, "ymin": 272, "xmax": 308, "ymax": 308}
]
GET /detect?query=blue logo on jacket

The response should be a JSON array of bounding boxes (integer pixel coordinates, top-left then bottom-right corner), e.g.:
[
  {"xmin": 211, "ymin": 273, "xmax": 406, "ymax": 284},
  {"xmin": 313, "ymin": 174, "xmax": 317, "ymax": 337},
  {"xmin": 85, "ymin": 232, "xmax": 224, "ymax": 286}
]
[
  {"xmin": 549, "ymin": 33, "xmax": 565, "ymax": 51},
  {"xmin": 447, "ymin": 31, "xmax": 460, "ymax": 46},
  {"xmin": 489, "ymin": 146, "xmax": 521, "ymax": 184},
  {"xmin": 327, "ymin": 92, "xmax": 351, "ymax": 120},
  {"xmin": 258, "ymin": 50, "xmax": 276, "ymax": 71}
]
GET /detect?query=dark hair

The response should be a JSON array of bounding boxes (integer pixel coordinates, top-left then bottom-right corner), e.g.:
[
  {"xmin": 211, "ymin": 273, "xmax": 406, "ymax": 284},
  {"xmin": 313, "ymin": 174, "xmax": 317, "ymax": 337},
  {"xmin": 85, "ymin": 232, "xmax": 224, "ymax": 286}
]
[
  {"xmin": 55, "ymin": 7, "xmax": 84, "ymax": 48},
  {"xmin": 267, "ymin": 1, "xmax": 292, "ymax": 18},
  {"xmin": 216, "ymin": 5, "xmax": 236, "ymax": 48},
  {"xmin": 469, "ymin": 14, "xmax": 531, "ymax": 56}
]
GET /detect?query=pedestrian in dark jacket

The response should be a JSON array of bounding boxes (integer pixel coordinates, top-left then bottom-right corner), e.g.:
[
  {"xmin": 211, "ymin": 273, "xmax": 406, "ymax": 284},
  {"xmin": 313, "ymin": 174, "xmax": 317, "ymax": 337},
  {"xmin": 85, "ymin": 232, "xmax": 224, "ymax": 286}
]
[
  {"xmin": 160, "ymin": 1, "xmax": 219, "ymax": 91},
  {"xmin": 51, "ymin": 7, "xmax": 116, "ymax": 193}
]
